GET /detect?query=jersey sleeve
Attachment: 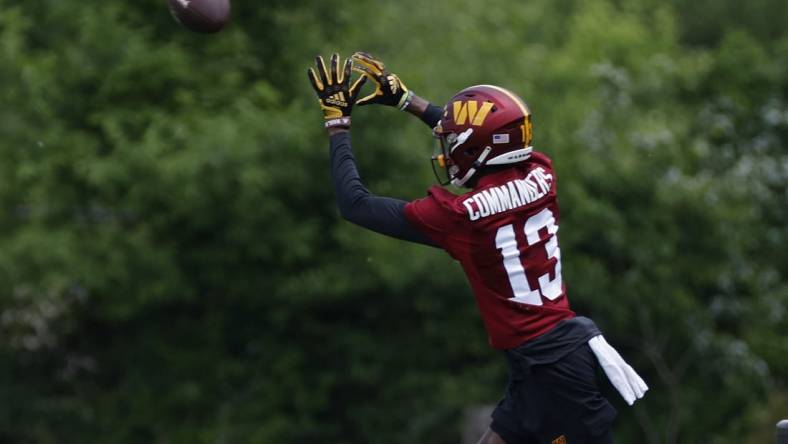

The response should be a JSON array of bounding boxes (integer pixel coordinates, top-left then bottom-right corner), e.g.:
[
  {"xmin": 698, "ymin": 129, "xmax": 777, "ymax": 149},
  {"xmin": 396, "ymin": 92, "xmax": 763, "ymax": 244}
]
[
  {"xmin": 329, "ymin": 132, "xmax": 437, "ymax": 247},
  {"xmin": 403, "ymin": 186, "xmax": 462, "ymax": 251}
]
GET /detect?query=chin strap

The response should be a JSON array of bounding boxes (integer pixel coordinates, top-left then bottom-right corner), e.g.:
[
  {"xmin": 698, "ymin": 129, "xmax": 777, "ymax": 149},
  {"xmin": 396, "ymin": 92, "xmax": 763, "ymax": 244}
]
[
  {"xmin": 451, "ymin": 146, "xmax": 492, "ymax": 187},
  {"xmin": 450, "ymin": 145, "xmax": 535, "ymax": 187}
]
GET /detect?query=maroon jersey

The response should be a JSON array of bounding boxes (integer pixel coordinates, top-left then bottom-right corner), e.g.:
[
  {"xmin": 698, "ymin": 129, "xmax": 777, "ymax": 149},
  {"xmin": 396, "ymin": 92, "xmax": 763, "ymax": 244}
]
[{"xmin": 404, "ymin": 151, "xmax": 574, "ymax": 349}]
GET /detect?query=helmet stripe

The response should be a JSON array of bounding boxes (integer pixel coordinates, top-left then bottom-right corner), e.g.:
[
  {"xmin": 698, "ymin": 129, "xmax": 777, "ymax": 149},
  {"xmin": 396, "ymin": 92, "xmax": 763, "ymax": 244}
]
[{"xmin": 472, "ymin": 84, "xmax": 531, "ymax": 117}]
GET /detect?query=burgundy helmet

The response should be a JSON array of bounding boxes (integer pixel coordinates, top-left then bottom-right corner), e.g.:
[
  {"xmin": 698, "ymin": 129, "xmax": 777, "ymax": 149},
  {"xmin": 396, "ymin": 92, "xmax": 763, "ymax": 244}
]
[{"xmin": 432, "ymin": 85, "xmax": 533, "ymax": 187}]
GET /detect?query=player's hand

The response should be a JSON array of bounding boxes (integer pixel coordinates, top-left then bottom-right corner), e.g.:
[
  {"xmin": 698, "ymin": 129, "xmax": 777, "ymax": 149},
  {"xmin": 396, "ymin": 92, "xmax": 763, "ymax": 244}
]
[
  {"xmin": 351, "ymin": 51, "xmax": 413, "ymax": 110},
  {"xmin": 307, "ymin": 53, "xmax": 367, "ymax": 129}
]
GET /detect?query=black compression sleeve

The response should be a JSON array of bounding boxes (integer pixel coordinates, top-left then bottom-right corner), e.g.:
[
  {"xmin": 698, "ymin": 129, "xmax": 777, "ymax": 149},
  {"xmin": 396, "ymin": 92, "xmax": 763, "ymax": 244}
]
[
  {"xmin": 420, "ymin": 103, "xmax": 443, "ymax": 128},
  {"xmin": 329, "ymin": 132, "xmax": 436, "ymax": 247}
]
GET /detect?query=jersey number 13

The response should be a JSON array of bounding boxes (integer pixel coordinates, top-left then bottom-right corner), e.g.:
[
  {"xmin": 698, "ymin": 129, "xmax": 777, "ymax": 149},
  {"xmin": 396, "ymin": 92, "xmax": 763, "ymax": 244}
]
[{"xmin": 494, "ymin": 208, "xmax": 563, "ymax": 305}]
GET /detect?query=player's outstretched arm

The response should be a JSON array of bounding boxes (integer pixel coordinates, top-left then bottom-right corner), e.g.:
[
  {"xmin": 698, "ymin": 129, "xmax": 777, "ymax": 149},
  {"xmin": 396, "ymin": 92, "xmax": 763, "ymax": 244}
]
[
  {"xmin": 351, "ymin": 52, "xmax": 443, "ymax": 129},
  {"xmin": 307, "ymin": 54, "xmax": 437, "ymax": 248}
]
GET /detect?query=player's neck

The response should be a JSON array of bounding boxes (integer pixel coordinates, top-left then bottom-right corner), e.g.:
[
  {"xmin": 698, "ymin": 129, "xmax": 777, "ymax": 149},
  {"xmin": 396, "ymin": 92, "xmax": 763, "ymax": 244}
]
[{"xmin": 470, "ymin": 165, "xmax": 523, "ymax": 189}]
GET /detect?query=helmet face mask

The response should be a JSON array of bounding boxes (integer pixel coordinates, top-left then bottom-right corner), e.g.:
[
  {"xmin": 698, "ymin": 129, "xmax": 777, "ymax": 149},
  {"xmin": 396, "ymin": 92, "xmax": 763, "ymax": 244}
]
[
  {"xmin": 431, "ymin": 125, "xmax": 479, "ymax": 186},
  {"xmin": 430, "ymin": 85, "xmax": 534, "ymax": 188},
  {"xmin": 431, "ymin": 124, "xmax": 461, "ymax": 186},
  {"xmin": 430, "ymin": 142, "xmax": 452, "ymax": 186}
]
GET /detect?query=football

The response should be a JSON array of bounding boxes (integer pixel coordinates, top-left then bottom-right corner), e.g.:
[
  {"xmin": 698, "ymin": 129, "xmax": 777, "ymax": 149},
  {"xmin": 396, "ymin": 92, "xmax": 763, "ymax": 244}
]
[{"xmin": 168, "ymin": 0, "xmax": 231, "ymax": 33}]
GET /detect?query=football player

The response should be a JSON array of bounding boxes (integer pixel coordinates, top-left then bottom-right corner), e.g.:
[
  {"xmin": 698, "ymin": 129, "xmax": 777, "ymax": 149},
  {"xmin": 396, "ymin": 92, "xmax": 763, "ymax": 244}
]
[{"xmin": 308, "ymin": 52, "xmax": 648, "ymax": 444}]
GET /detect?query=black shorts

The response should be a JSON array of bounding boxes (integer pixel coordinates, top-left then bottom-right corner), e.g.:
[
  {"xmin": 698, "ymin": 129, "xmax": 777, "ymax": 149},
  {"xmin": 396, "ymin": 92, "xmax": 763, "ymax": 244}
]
[{"xmin": 490, "ymin": 343, "xmax": 617, "ymax": 444}]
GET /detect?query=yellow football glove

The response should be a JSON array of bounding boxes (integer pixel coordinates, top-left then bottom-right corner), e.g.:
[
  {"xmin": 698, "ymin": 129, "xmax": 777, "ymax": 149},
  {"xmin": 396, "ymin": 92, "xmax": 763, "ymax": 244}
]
[
  {"xmin": 307, "ymin": 53, "xmax": 367, "ymax": 128},
  {"xmin": 351, "ymin": 51, "xmax": 413, "ymax": 110}
]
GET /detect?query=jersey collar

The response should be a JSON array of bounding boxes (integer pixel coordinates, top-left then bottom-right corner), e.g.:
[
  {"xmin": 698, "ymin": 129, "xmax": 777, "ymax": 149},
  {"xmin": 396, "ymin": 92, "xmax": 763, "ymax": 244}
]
[{"xmin": 474, "ymin": 166, "xmax": 525, "ymax": 189}]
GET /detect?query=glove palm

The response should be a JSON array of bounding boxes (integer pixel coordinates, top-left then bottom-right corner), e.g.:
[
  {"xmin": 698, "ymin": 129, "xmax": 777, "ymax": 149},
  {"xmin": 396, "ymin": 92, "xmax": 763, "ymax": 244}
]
[{"xmin": 351, "ymin": 51, "xmax": 413, "ymax": 110}]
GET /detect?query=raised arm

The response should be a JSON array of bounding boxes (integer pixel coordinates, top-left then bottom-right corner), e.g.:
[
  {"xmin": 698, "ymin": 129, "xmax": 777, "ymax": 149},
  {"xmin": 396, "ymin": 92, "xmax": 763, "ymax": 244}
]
[
  {"xmin": 404, "ymin": 94, "xmax": 445, "ymax": 129},
  {"xmin": 351, "ymin": 52, "xmax": 444, "ymax": 129},
  {"xmin": 327, "ymin": 131, "xmax": 435, "ymax": 246},
  {"xmin": 308, "ymin": 53, "xmax": 436, "ymax": 247}
]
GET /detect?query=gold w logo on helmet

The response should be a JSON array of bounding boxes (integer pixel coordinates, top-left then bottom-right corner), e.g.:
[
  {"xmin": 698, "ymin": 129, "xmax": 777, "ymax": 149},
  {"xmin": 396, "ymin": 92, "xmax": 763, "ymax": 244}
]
[{"xmin": 453, "ymin": 100, "xmax": 494, "ymax": 126}]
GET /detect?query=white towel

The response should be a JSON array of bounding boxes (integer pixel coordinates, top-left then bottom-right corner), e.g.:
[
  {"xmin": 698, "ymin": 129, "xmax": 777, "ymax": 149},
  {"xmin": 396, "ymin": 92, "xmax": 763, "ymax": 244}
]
[{"xmin": 588, "ymin": 335, "xmax": 648, "ymax": 405}]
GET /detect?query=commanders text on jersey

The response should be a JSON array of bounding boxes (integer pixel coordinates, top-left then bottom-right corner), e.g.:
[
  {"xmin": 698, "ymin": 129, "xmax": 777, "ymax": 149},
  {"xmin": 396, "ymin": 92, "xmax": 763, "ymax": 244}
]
[{"xmin": 462, "ymin": 167, "xmax": 553, "ymax": 221}]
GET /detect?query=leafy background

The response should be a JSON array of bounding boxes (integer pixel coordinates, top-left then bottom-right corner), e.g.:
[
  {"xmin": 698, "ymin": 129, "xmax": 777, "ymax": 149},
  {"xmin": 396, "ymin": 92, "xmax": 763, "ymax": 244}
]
[{"xmin": 0, "ymin": 0, "xmax": 786, "ymax": 442}]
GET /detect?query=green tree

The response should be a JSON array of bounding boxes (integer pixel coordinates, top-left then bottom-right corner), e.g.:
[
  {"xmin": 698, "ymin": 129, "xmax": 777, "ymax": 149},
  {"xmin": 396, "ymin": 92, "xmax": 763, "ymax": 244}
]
[{"xmin": 0, "ymin": 0, "xmax": 785, "ymax": 443}]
